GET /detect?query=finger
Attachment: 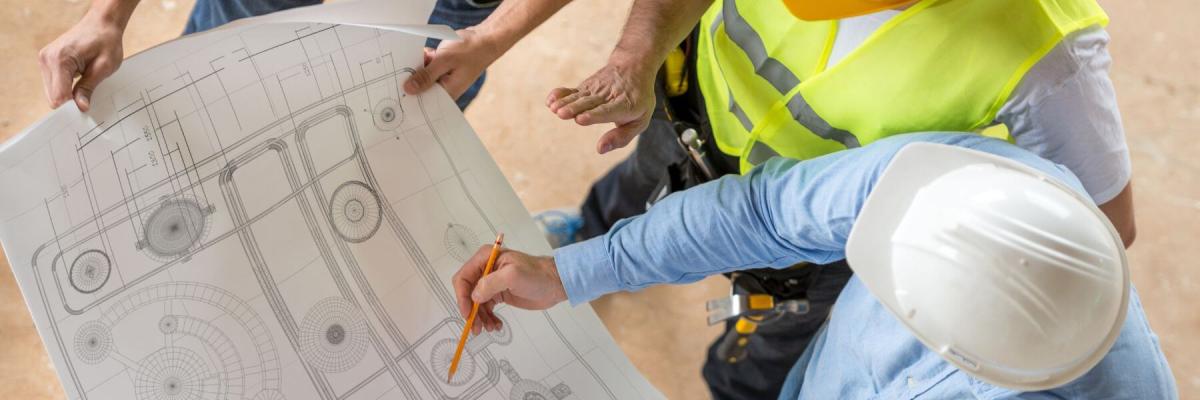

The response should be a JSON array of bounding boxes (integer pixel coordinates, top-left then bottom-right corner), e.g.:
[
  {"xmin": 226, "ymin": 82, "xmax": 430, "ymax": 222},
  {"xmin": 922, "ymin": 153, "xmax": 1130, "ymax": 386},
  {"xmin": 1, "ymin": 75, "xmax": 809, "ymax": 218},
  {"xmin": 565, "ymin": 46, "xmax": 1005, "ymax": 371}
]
[
  {"xmin": 472, "ymin": 267, "xmax": 517, "ymax": 304},
  {"xmin": 404, "ymin": 49, "xmax": 452, "ymax": 95},
  {"xmin": 422, "ymin": 47, "xmax": 434, "ymax": 66},
  {"xmin": 475, "ymin": 300, "xmax": 492, "ymax": 333},
  {"xmin": 470, "ymin": 299, "xmax": 486, "ymax": 336},
  {"xmin": 548, "ymin": 90, "xmax": 589, "ymax": 115},
  {"xmin": 73, "ymin": 56, "xmax": 118, "ymax": 112},
  {"xmin": 556, "ymin": 95, "xmax": 607, "ymax": 120},
  {"xmin": 488, "ymin": 302, "xmax": 505, "ymax": 331},
  {"xmin": 574, "ymin": 100, "xmax": 631, "ymax": 126},
  {"xmin": 476, "ymin": 303, "xmax": 491, "ymax": 334},
  {"xmin": 481, "ymin": 304, "xmax": 504, "ymax": 333},
  {"xmin": 486, "ymin": 300, "xmax": 502, "ymax": 331},
  {"xmin": 479, "ymin": 300, "xmax": 499, "ymax": 332},
  {"xmin": 470, "ymin": 298, "xmax": 492, "ymax": 336},
  {"xmin": 597, "ymin": 117, "xmax": 650, "ymax": 154},
  {"xmin": 38, "ymin": 51, "xmax": 56, "ymax": 108},
  {"xmin": 453, "ymin": 245, "xmax": 497, "ymax": 319},
  {"xmin": 546, "ymin": 87, "xmax": 576, "ymax": 107},
  {"xmin": 40, "ymin": 50, "xmax": 79, "ymax": 109}
]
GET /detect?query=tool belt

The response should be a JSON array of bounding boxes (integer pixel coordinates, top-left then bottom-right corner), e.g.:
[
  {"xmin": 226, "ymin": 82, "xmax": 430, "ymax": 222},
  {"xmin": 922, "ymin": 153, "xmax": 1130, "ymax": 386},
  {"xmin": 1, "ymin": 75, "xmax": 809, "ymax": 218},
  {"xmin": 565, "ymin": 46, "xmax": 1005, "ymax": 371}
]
[{"xmin": 648, "ymin": 31, "xmax": 824, "ymax": 363}]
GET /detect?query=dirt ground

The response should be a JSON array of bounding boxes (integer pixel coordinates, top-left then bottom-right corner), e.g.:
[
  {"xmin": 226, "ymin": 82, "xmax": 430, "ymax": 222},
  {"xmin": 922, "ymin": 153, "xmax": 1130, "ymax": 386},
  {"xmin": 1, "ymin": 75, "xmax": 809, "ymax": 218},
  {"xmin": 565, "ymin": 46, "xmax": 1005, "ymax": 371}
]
[{"xmin": 0, "ymin": 0, "xmax": 1195, "ymax": 399}]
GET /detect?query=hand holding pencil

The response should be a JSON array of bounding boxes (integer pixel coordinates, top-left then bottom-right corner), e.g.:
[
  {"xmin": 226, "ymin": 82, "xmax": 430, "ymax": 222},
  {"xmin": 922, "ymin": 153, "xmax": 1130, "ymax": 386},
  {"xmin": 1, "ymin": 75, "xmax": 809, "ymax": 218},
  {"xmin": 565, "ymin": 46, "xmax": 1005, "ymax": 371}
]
[
  {"xmin": 448, "ymin": 233, "xmax": 504, "ymax": 383},
  {"xmin": 450, "ymin": 236, "xmax": 570, "ymax": 336},
  {"xmin": 448, "ymin": 233, "xmax": 569, "ymax": 381}
]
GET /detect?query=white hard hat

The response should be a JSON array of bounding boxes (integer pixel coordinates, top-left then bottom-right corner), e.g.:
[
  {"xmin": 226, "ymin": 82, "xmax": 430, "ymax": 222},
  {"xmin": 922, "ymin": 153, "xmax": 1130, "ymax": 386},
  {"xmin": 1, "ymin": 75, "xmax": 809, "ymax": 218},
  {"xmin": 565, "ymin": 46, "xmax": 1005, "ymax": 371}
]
[{"xmin": 845, "ymin": 142, "xmax": 1129, "ymax": 391}]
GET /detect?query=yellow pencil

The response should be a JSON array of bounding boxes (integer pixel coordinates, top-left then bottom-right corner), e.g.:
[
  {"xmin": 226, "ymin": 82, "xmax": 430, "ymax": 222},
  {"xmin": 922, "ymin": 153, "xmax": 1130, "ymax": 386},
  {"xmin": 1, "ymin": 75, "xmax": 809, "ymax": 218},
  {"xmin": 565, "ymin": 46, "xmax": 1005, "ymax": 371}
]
[{"xmin": 447, "ymin": 232, "xmax": 503, "ymax": 383}]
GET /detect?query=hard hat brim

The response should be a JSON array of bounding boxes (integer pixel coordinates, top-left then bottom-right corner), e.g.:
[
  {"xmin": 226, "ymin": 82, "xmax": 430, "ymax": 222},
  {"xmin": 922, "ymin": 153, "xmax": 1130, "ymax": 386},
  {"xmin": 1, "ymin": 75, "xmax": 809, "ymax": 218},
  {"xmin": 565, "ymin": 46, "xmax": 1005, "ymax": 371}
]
[{"xmin": 845, "ymin": 141, "xmax": 1130, "ymax": 390}]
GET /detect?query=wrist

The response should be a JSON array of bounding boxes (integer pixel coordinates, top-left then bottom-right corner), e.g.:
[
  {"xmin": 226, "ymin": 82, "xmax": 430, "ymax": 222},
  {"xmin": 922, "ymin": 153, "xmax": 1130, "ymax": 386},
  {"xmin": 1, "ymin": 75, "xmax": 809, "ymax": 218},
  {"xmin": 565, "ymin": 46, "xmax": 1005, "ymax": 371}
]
[
  {"xmin": 469, "ymin": 22, "xmax": 517, "ymax": 62},
  {"xmin": 87, "ymin": 0, "xmax": 138, "ymax": 30},
  {"xmin": 539, "ymin": 256, "xmax": 569, "ymax": 304},
  {"xmin": 607, "ymin": 50, "xmax": 658, "ymax": 84}
]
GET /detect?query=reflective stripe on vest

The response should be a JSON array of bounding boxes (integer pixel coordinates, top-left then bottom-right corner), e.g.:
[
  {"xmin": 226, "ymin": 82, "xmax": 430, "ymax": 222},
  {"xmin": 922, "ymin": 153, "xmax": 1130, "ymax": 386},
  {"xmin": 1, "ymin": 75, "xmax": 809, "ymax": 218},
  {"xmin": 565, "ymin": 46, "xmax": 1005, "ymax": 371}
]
[
  {"xmin": 722, "ymin": 0, "xmax": 798, "ymax": 92},
  {"xmin": 722, "ymin": 0, "xmax": 861, "ymax": 152},
  {"xmin": 696, "ymin": 0, "xmax": 1109, "ymax": 173},
  {"xmin": 708, "ymin": 11, "xmax": 755, "ymax": 132}
]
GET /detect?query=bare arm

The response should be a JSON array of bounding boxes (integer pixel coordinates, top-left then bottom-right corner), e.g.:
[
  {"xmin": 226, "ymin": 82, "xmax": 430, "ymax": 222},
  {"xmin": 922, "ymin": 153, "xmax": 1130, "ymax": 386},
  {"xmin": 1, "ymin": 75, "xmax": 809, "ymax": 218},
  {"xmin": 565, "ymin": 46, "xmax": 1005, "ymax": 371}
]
[
  {"xmin": 476, "ymin": 0, "xmax": 573, "ymax": 53},
  {"xmin": 547, "ymin": 0, "xmax": 714, "ymax": 153},
  {"xmin": 39, "ymin": 0, "xmax": 139, "ymax": 111},
  {"xmin": 610, "ymin": 0, "xmax": 714, "ymax": 76},
  {"xmin": 1099, "ymin": 182, "xmax": 1136, "ymax": 248},
  {"xmin": 404, "ymin": 0, "xmax": 574, "ymax": 99}
]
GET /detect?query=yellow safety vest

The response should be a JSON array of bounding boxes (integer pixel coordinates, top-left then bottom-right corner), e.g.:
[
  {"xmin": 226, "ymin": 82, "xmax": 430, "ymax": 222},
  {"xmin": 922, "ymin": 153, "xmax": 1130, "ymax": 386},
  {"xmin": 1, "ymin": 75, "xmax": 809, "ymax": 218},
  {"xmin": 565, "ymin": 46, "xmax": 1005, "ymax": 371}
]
[{"xmin": 697, "ymin": 0, "xmax": 1109, "ymax": 173}]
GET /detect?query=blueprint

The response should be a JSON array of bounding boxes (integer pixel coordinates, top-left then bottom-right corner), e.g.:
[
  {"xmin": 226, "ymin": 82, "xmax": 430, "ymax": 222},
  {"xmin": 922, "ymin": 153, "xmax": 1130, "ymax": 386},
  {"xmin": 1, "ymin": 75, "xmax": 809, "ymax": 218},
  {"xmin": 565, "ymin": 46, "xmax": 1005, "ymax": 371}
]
[{"xmin": 0, "ymin": 1, "xmax": 662, "ymax": 398}]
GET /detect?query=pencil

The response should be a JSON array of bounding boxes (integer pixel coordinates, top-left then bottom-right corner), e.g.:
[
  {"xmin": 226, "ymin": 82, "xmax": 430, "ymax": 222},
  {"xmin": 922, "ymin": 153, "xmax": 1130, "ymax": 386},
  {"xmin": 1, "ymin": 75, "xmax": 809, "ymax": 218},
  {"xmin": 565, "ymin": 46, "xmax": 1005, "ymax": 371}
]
[{"xmin": 447, "ymin": 232, "xmax": 504, "ymax": 383}]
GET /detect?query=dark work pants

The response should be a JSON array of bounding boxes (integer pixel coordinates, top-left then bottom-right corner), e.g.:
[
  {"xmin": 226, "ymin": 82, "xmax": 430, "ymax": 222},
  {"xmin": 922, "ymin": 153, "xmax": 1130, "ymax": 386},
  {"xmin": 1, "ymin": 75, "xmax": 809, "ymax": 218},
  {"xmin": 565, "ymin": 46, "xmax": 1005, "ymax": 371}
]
[
  {"xmin": 578, "ymin": 117, "xmax": 687, "ymax": 239},
  {"xmin": 577, "ymin": 95, "xmax": 853, "ymax": 400}
]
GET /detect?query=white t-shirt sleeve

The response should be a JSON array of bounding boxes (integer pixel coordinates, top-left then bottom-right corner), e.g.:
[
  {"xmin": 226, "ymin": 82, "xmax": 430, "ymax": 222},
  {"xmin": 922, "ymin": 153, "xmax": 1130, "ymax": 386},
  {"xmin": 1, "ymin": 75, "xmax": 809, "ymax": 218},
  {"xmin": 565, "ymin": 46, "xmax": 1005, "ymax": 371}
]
[{"xmin": 996, "ymin": 25, "xmax": 1131, "ymax": 204}]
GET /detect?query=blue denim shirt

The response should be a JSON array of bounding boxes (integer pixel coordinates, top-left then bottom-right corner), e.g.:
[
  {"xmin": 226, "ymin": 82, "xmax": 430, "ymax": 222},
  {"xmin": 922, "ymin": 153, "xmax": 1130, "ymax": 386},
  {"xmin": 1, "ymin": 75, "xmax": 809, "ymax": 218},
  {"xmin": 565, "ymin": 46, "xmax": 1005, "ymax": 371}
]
[
  {"xmin": 183, "ymin": 0, "xmax": 496, "ymax": 108},
  {"xmin": 554, "ymin": 133, "xmax": 1177, "ymax": 399}
]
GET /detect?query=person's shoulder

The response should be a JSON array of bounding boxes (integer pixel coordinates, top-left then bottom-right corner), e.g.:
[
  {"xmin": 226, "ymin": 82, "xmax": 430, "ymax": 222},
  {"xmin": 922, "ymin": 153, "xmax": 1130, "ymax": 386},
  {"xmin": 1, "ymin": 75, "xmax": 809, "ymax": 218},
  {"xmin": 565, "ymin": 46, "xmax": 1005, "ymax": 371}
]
[{"xmin": 1004, "ymin": 24, "xmax": 1112, "ymax": 109}]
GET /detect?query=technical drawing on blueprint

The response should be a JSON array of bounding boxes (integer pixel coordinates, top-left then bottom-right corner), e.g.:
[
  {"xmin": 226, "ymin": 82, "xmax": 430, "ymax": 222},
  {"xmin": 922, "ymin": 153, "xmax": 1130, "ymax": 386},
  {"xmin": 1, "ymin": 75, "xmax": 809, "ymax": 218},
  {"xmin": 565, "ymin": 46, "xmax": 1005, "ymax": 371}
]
[{"xmin": 0, "ymin": 1, "xmax": 662, "ymax": 399}]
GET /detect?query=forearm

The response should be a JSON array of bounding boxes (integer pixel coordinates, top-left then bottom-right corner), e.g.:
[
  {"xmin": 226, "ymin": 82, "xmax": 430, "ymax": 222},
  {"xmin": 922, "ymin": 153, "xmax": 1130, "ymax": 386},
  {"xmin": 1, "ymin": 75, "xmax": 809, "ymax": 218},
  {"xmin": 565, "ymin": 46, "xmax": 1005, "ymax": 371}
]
[
  {"xmin": 87, "ymin": 0, "xmax": 140, "ymax": 29},
  {"xmin": 554, "ymin": 156, "xmax": 857, "ymax": 304},
  {"xmin": 609, "ymin": 0, "xmax": 714, "ymax": 72},
  {"xmin": 474, "ymin": 0, "xmax": 572, "ymax": 54}
]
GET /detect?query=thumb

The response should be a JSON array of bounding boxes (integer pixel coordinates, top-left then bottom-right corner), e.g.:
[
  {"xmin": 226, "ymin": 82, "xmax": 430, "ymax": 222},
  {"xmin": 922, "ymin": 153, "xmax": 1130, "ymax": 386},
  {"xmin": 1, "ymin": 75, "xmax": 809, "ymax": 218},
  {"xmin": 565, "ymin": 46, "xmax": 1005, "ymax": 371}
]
[
  {"xmin": 472, "ymin": 267, "xmax": 515, "ymax": 304},
  {"xmin": 73, "ymin": 57, "xmax": 118, "ymax": 112},
  {"xmin": 404, "ymin": 48, "xmax": 451, "ymax": 95},
  {"xmin": 597, "ymin": 116, "xmax": 650, "ymax": 154}
]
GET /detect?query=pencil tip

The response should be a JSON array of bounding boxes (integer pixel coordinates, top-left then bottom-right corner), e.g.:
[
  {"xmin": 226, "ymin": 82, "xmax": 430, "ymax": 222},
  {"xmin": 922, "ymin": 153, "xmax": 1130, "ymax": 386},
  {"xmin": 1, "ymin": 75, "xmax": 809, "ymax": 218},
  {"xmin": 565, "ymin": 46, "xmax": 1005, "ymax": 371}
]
[{"xmin": 496, "ymin": 232, "xmax": 504, "ymax": 243}]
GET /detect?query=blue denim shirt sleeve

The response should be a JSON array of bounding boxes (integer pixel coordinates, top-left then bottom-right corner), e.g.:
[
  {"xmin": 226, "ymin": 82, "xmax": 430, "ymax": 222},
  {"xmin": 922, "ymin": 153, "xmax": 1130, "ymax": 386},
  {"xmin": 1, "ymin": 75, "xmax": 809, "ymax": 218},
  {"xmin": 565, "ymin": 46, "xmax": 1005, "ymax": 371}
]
[
  {"xmin": 553, "ymin": 132, "xmax": 1087, "ymax": 305},
  {"xmin": 554, "ymin": 147, "xmax": 857, "ymax": 305}
]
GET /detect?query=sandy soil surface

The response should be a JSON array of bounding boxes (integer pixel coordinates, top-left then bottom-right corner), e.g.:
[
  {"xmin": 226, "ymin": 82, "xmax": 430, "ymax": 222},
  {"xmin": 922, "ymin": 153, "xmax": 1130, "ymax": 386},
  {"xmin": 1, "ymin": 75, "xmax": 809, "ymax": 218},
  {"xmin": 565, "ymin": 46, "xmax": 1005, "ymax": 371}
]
[{"xmin": 0, "ymin": 0, "xmax": 1194, "ymax": 399}]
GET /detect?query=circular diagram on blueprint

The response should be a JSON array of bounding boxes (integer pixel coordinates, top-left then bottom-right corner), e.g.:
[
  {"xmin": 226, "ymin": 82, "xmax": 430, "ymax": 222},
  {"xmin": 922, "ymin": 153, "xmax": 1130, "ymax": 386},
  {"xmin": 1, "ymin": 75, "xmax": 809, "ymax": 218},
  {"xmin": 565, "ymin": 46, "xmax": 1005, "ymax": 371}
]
[
  {"xmin": 329, "ymin": 181, "xmax": 383, "ymax": 243},
  {"xmin": 373, "ymin": 98, "xmax": 404, "ymax": 131},
  {"xmin": 444, "ymin": 223, "xmax": 481, "ymax": 262},
  {"xmin": 73, "ymin": 320, "xmax": 113, "ymax": 364},
  {"xmin": 430, "ymin": 338, "xmax": 477, "ymax": 386},
  {"xmin": 139, "ymin": 197, "xmax": 212, "ymax": 261},
  {"xmin": 69, "ymin": 249, "xmax": 112, "ymax": 294},
  {"xmin": 133, "ymin": 346, "xmax": 218, "ymax": 400},
  {"xmin": 299, "ymin": 296, "xmax": 370, "ymax": 373}
]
